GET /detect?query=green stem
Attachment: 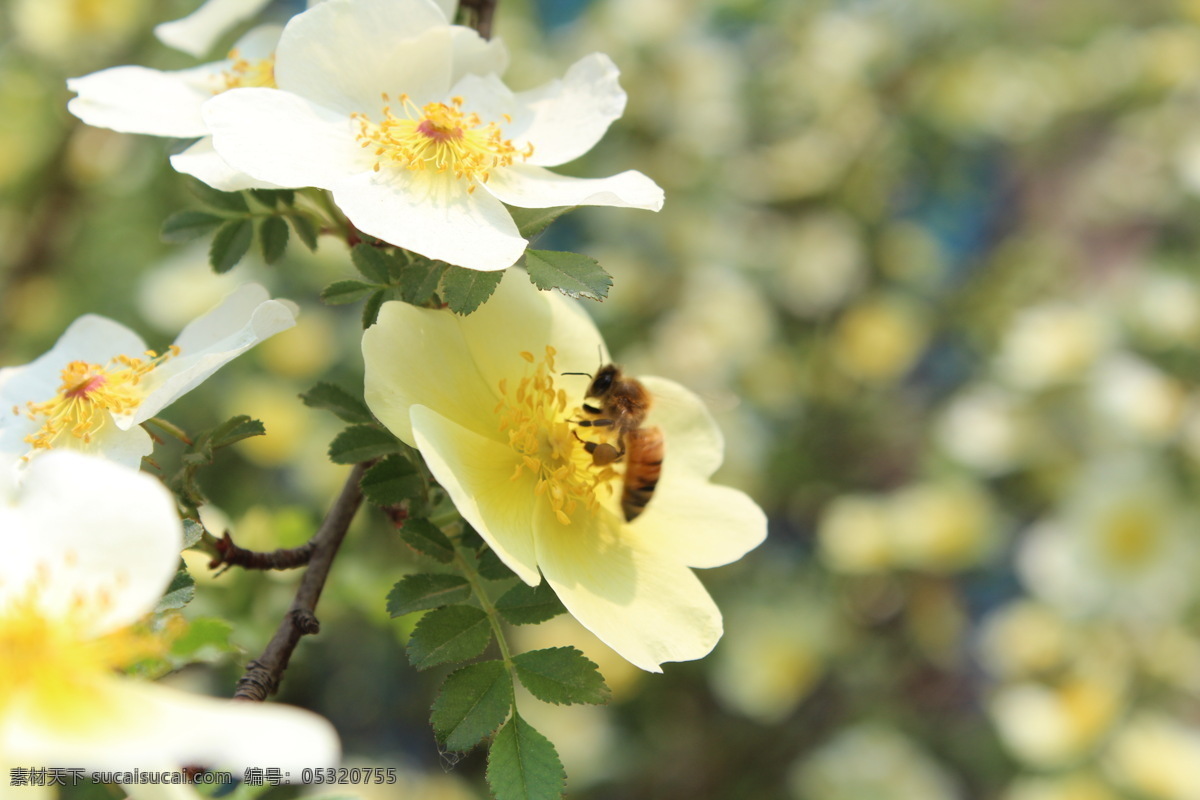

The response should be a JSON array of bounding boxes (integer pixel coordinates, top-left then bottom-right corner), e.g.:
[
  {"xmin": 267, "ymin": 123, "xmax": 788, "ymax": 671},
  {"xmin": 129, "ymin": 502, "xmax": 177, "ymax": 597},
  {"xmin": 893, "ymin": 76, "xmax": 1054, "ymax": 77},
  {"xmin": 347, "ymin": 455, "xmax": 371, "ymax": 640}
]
[
  {"xmin": 454, "ymin": 544, "xmax": 514, "ymax": 667},
  {"xmin": 143, "ymin": 417, "xmax": 192, "ymax": 445},
  {"xmin": 304, "ymin": 188, "xmax": 352, "ymax": 241}
]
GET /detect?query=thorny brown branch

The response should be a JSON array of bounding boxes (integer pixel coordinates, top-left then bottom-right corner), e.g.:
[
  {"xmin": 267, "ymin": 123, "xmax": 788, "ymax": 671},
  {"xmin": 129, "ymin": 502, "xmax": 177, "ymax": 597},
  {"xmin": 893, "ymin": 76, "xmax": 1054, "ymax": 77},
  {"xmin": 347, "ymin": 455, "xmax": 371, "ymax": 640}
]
[
  {"xmin": 459, "ymin": 0, "xmax": 498, "ymax": 39},
  {"xmin": 233, "ymin": 461, "xmax": 369, "ymax": 702},
  {"xmin": 209, "ymin": 532, "xmax": 317, "ymax": 571}
]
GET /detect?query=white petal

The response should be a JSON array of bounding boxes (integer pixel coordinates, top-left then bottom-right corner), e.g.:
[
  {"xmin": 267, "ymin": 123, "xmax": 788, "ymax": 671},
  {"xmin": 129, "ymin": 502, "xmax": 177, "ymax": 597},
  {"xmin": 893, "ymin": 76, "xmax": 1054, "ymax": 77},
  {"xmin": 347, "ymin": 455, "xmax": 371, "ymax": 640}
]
[
  {"xmin": 484, "ymin": 164, "xmax": 664, "ymax": 211},
  {"xmin": 131, "ymin": 284, "xmax": 298, "ymax": 424},
  {"xmin": 330, "ymin": 170, "xmax": 526, "ymax": 270},
  {"xmin": 274, "ymin": 0, "xmax": 454, "ymax": 113},
  {"xmin": 169, "ymin": 137, "xmax": 283, "ymax": 192},
  {"xmin": 536, "ymin": 511, "xmax": 723, "ymax": 672},
  {"xmin": 230, "ymin": 23, "xmax": 284, "ymax": 61},
  {"xmin": 410, "ymin": 405, "xmax": 541, "ymax": 585},
  {"xmin": 204, "ymin": 88, "xmax": 370, "ymax": 188},
  {"xmin": 431, "ymin": 0, "xmax": 458, "ymax": 22},
  {"xmin": 509, "ymin": 53, "xmax": 628, "ymax": 167},
  {"xmin": 638, "ymin": 377, "xmax": 724, "ymax": 478},
  {"xmin": 363, "ymin": 301, "xmax": 500, "ymax": 445},
  {"xmin": 5, "ymin": 676, "xmax": 339, "ymax": 774},
  {"xmin": 67, "ymin": 65, "xmax": 226, "ymax": 138},
  {"xmin": 449, "ymin": 26, "xmax": 509, "ymax": 82},
  {"xmin": 154, "ymin": 0, "xmax": 274, "ymax": 57},
  {"xmin": 638, "ymin": 478, "xmax": 767, "ymax": 569},
  {"xmin": 0, "ymin": 451, "xmax": 181, "ymax": 635}
]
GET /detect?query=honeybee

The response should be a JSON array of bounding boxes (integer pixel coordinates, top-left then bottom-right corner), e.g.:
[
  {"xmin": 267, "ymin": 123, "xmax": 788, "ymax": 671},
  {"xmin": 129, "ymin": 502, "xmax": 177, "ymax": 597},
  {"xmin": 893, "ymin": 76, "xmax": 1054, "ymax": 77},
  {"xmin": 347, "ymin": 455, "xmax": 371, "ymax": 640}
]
[{"xmin": 569, "ymin": 364, "xmax": 664, "ymax": 521}]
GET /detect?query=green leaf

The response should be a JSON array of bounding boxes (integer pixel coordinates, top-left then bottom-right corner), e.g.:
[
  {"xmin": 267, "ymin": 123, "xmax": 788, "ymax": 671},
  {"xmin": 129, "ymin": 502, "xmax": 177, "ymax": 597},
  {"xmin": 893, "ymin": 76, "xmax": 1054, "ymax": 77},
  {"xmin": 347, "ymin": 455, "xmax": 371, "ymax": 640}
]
[
  {"xmin": 407, "ymin": 605, "xmax": 492, "ymax": 670},
  {"xmin": 161, "ymin": 209, "xmax": 224, "ymax": 243},
  {"xmin": 486, "ymin": 711, "xmax": 566, "ymax": 800},
  {"xmin": 476, "ymin": 546, "xmax": 514, "ymax": 580},
  {"xmin": 288, "ymin": 211, "xmax": 320, "ymax": 251},
  {"xmin": 524, "ymin": 250, "xmax": 611, "ymax": 302},
  {"xmin": 440, "ymin": 265, "xmax": 504, "ymax": 315},
  {"xmin": 299, "ymin": 382, "xmax": 374, "ymax": 424},
  {"xmin": 249, "ymin": 188, "xmax": 293, "ymax": 207},
  {"xmin": 495, "ymin": 582, "xmax": 566, "ymax": 626},
  {"xmin": 259, "ymin": 215, "xmax": 289, "ymax": 264},
  {"xmin": 431, "ymin": 660, "xmax": 513, "ymax": 751},
  {"xmin": 155, "ymin": 568, "xmax": 195, "ymax": 613},
  {"xmin": 169, "ymin": 617, "xmax": 235, "ymax": 662},
  {"xmin": 388, "ymin": 573, "xmax": 471, "ymax": 617},
  {"xmin": 397, "ymin": 518, "xmax": 456, "ymax": 563},
  {"xmin": 209, "ymin": 218, "xmax": 254, "ymax": 274},
  {"xmin": 182, "ymin": 519, "xmax": 206, "ymax": 549},
  {"xmin": 508, "ymin": 205, "xmax": 575, "ymax": 240},
  {"xmin": 360, "ymin": 455, "xmax": 424, "ymax": 506},
  {"xmin": 512, "ymin": 647, "xmax": 610, "ymax": 706},
  {"xmin": 209, "ymin": 415, "xmax": 265, "ymax": 448},
  {"xmin": 328, "ymin": 424, "xmax": 402, "ymax": 464},
  {"xmin": 185, "ymin": 177, "xmax": 248, "ymax": 213},
  {"xmin": 362, "ymin": 289, "xmax": 386, "ymax": 328},
  {"xmin": 351, "ymin": 243, "xmax": 394, "ymax": 283},
  {"xmin": 399, "ymin": 258, "xmax": 447, "ymax": 304},
  {"xmin": 320, "ymin": 279, "xmax": 378, "ymax": 305}
]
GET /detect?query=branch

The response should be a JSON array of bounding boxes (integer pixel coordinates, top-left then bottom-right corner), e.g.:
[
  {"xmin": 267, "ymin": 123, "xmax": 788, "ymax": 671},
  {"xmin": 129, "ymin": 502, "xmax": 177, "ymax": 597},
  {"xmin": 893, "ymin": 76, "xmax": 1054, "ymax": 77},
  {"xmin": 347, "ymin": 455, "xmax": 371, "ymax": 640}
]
[
  {"xmin": 233, "ymin": 461, "xmax": 369, "ymax": 701},
  {"xmin": 459, "ymin": 0, "xmax": 497, "ymax": 39},
  {"xmin": 209, "ymin": 531, "xmax": 316, "ymax": 571}
]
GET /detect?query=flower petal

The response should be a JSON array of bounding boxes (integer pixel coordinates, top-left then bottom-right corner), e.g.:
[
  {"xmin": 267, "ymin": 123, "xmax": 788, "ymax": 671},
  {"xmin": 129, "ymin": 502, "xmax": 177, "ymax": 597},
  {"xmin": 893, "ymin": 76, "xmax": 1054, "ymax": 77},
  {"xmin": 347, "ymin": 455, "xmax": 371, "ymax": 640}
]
[
  {"xmin": 154, "ymin": 0, "xmax": 274, "ymax": 57},
  {"xmin": 0, "ymin": 451, "xmax": 180, "ymax": 635},
  {"xmin": 449, "ymin": 27, "xmax": 509, "ymax": 83},
  {"xmin": 483, "ymin": 163, "xmax": 663, "ymax": 211},
  {"xmin": 274, "ymin": 0, "xmax": 454, "ymax": 113},
  {"xmin": 330, "ymin": 170, "xmax": 526, "ymax": 270},
  {"xmin": 131, "ymin": 284, "xmax": 298, "ymax": 424},
  {"xmin": 638, "ymin": 477, "xmax": 767, "ymax": 570},
  {"xmin": 535, "ymin": 511, "xmax": 724, "ymax": 672},
  {"xmin": 638, "ymin": 377, "xmax": 723, "ymax": 478},
  {"xmin": 169, "ymin": 137, "xmax": 282, "ymax": 192},
  {"xmin": 204, "ymin": 88, "xmax": 370, "ymax": 188},
  {"xmin": 67, "ymin": 64, "xmax": 226, "ymax": 138},
  {"xmin": 410, "ymin": 405, "xmax": 541, "ymax": 585},
  {"xmin": 5, "ymin": 674, "xmax": 339, "ymax": 774}
]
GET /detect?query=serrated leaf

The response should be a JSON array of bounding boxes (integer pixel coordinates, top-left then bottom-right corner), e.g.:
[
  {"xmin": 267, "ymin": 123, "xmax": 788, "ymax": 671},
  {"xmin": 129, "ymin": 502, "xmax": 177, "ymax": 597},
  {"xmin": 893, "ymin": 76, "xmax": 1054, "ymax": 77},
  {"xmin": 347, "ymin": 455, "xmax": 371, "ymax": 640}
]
[
  {"xmin": 440, "ymin": 265, "xmax": 504, "ymax": 315},
  {"xmin": 155, "ymin": 568, "xmax": 195, "ymax": 613},
  {"xmin": 351, "ymin": 243, "xmax": 394, "ymax": 283},
  {"xmin": 299, "ymin": 382, "xmax": 373, "ymax": 424},
  {"xmin": 513, "ymin": 647, "xmax": 610, "ymax": 706},
  {"xmin": 209, "ymin": 415, "xmax": 265, "ymax": 448},
  {"xmin": 161, "ymin": 209, "xmax": 224, "ymax": 243},
  {"xmin": 249, "ymin": 188, "xmax": 293, "ymax": 207},
  {"xmin": 495, "ymin": 582, "xmax": 566, "ymax": 626},
  {"xmin": 169, "ymin": 617, "xmax": 235, "ymax": 662},
  {"xmin": 397, "ymin": 518, "xmax": 455, "ymax": 563},
  {"xmin": 399, "ymin": 258, "xmax": 447, "ymax": 304},
  {"xmin": 388, "ymin": 573, "xmax": 471, "ymax": 617},
  {"xmin": 486, "ymin": 711, "xmax": 565, "ymax": 800},
  {"xmin": 320, "ymin": 279, "xmax": 378, "ymax": 305},
  {"xmin": 508, "ymin": 205, "xmax": 575, "ymax": 240},
  {"xmin": 524, "ymin": 250, "xmax": 611, "ymax": 302},
  {"xmin": 432, "ymin": 660, "xmax": 513, "ymax": 751},
  {"xmin": 288, "ymin": 211, "xmax": 320, "ymax": 251},
  {"xmin": 182, "ymin": 519, "xmax": 205, "ymax": 549},
  {"xmin": 259, "ymin": 215, "xmax": 289, "ymax": 264},
  {"xmin": 209, "ymin": 218, "xmax": 254, "ymax": 274},
  {"xmin": 328, "ymin": 424, "xmax": 402, "ymax": 464},
  {"xmin": 476, "ymin": 546, "xmax": 514, "ymax": 580},
  {"xmin": 185, "ymin": 178, "xmax": 249, "ymax": 213},
  {"xmin": 361, "ymin": 455, "xmax": 424, "ymax": 506},
  {"xmin": 407, "ymin": 605, "xmax": 492, "ymax": 670},
  {"xmin": 362, "ymin": 289, "xmax": 386, "ymax": 328}
]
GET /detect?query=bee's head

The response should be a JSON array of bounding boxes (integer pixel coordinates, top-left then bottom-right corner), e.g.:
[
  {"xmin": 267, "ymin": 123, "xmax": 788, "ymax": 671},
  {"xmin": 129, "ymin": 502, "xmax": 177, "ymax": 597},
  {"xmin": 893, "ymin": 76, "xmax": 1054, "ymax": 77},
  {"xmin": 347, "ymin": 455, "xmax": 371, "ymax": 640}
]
[{"xmin": 587, "ymin": 364, "xmax": 620, "ymax": 397}]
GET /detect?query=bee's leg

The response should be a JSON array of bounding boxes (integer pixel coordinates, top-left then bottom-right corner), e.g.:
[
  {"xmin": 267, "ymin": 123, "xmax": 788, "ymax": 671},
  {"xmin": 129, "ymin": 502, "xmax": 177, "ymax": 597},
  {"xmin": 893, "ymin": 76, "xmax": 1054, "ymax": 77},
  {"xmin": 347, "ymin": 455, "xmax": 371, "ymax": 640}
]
[{"xmin": 571, "ymin": 429, "xmax": 624, "ymax": 466}]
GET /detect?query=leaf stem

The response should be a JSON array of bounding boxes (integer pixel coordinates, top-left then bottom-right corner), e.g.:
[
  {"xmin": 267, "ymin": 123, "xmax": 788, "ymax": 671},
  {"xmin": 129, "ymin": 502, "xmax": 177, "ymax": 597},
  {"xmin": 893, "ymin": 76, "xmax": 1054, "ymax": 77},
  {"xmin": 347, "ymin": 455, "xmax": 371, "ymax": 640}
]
[
  {"xmin": 454, "ymin": 544, "xmax": 514, "ymax": 667},
  {"xmin": 143, "ymin": 416, "xmax": 193, "ymax": 445}
]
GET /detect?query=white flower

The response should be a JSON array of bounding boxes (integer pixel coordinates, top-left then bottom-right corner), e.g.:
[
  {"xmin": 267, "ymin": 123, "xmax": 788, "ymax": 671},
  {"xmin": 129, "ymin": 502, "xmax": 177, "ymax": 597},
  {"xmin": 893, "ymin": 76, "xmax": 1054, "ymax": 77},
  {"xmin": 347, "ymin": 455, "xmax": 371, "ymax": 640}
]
[
  {"xmin": 153, "ymin": 0, "xmax": 276, "ymax": 57},
  {"xmin": 0, "ymin": 283, "xmax": 297, "ymax": 467},
  {"xmin": 204, "ymin": 0, "xmax": 664, "ymax": 271},
  {"xmin": 67, "ymin": 25, "xmax": 285, "ymax": 191},
  {"xmin": 0, "ymin": 449, "xmax": 339, "ymax": 772},
  {"xmin": 362, "ymin": 272, "xmax": 764, "ymax": 671}
]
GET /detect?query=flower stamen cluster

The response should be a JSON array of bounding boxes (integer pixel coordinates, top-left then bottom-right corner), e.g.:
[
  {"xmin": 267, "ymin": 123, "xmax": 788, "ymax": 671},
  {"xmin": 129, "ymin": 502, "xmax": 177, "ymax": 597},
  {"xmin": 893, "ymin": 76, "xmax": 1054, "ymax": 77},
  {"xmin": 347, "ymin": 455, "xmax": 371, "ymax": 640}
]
[
  {"xmin": 352, "ymin": 94, "xmax": 534, "ymax": 190},
  {"xmin": 220, "ymin": 49, "xmax": 277, "ymax": 91},
  {"xmin": 494, "ymin": 346, "xmax": 617, "ymax": 525},
  {"xmin": 17, "ymin": 346, "xmax": 180, "ymax": 451}
]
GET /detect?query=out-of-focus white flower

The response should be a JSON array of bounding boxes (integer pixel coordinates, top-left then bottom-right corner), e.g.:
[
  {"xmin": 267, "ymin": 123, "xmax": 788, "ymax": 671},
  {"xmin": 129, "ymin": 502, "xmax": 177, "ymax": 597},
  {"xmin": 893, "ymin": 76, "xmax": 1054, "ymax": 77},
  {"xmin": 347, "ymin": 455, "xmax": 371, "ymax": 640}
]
[
  {"xmin": 1089, "ymin": 354, "xmax": 1185, "ymax": 442},
  {"xmin": 153, "ymin": 0, "xmax": 276, "ymax": 57},
  {"xmin": 0, "ymin": 284, "xmax": 297, "ymax": 467},
  {"xmin": 1016, "ymin": 458, "xmax": 1200, "ymax": 622},
  {"xmin": 977, "ymin": 600, "xmax": 1071, "ymax": 680},
  {"xmin": 994, "ymin": 302, "xmax": 1112, "ymax": 391},
  {"xmin": 1002, "ymin": 771, "xmax": 1121, "ymax": 800},
  {"xmin": 67, "ymin": 25, "xmax": 286, "ymax": 191},
  {"xmin": 204, "ymin": 0, "xmax": 662, "ymax": 271},
  {"xmin": 830, "ymin": 294, "xmax": 930, "ymax": 383},
  {"xmin": 817, "ymin": 493, "xmax": 893, "ymax": 574},
  {"xmin": 1120, "ymin": 270, "xmax": 1200, "ymax": 348},
  {"xmin": 1105, "ymin": 713, "xmax": 1200, "ymax": 800},
  {"xmin": 935, "ymin": 383, "xmax": 1034, "ymax": 474},
  {"xmin": 0, "ymin": 450, "xmax": 339, "ymax": 772},
  {"xmin": 775, "ymin": 212, "xmax": 866, "ymax": 318},
  {"xmin": 363, "ymin": 271, "xmax": 765, "ymax": 671},
  {"xmin": 788, "ymin": 724, "xmax": 961, "ymax": 800}
]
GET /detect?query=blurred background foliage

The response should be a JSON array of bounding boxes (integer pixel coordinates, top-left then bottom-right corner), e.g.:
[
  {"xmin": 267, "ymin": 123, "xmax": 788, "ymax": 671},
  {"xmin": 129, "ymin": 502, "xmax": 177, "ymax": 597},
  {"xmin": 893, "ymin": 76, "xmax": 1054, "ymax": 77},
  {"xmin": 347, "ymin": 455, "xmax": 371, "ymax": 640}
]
[{"xmin": 4, "ymin": 0, "xmax": 1200, "ymax": 797}]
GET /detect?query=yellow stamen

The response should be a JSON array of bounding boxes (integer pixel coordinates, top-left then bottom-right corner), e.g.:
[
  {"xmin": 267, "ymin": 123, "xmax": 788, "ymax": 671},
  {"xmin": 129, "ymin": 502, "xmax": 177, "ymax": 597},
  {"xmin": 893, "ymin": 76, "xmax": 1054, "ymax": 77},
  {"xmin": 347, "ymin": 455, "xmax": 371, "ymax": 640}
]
[
  {"xmin": 18, "ymin": 347, "xmax": 179, "ymax": 453},
  {"xmin": 351, "ymin": 94, "xmax": 534, "ymax": 191},
  {"xmin": 219, "ymin": 48, "xmax": 277, "ymax": 91}
]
